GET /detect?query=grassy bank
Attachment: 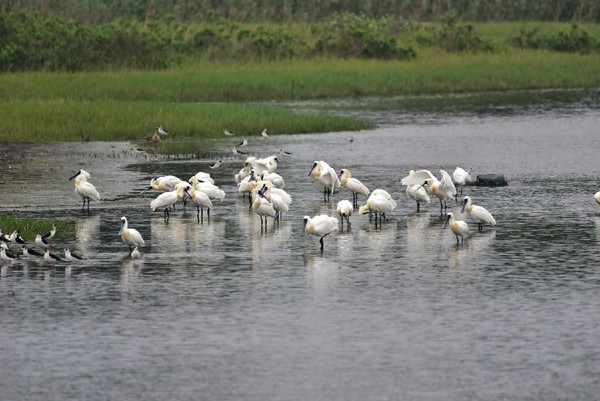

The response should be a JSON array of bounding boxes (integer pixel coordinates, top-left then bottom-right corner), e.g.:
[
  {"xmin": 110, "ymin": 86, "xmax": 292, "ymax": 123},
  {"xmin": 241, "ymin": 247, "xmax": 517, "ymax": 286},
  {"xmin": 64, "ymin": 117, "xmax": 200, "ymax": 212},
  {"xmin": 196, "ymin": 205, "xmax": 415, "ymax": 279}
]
[
  {"xmin": 0, "ymin": 100, "xmax": 371, "ymax": 142},
  {"xmin": 0, "ymin": 215, "xmax": 72, "ymax": 243},
  {"xmin": 1, "ymin": 47, "xmax": 600, "ymax": 143}
]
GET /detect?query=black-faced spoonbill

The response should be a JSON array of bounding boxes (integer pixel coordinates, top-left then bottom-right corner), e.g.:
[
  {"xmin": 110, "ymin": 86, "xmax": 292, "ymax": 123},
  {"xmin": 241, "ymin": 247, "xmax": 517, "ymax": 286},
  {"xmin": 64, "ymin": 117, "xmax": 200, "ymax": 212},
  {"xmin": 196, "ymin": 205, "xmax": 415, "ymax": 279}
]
[
  {"xmin": 401, "ymin": 169, "xmax": 456, "ymax": 215},
  {"xmin": 119, "ymin": 217, "xmax": 145, "ymax": 253},
  {"xmin": 339, "ymin": 168, "xmax": 370, "ymax": 206},
  {"xmin": 452, "ymin": 167, "xmax": 472, "ymax": 196},
  {"xmin": 336, "ymin": 200, "xmax": 353, "ymax": 229},
  {"xmin": 405, "ymin": 182, "xmax": 430, "ymax": 213},
  {"xmin": 308, "ymin": 160, "xmax": 341, "ymax": 202},
  {"xmin": 303, "ymin": 215, "xmax": 339, "ymax": 252},
  {"xmin": 184, "ymin": 184, "xmax": 213, "ymax": 223},
  {"xmin": 252, "ymin": 187, "xmax": 276, "ymax": 232},
  {"xmin": 461, "ymin": 196, "xmax": 496, "ymax": 232},
  {"xmin": 443, "ymin": 212, "xmax": 470, "ymax": 246},
  {"xmin": 69, "ymin": 169, "xmax": 100, "ymax": 213}
]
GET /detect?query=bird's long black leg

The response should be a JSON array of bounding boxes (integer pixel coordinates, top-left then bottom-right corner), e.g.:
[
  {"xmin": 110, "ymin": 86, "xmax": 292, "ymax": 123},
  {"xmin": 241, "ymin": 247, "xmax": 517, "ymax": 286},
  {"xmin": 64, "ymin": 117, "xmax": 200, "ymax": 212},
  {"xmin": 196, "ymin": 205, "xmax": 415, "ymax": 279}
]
[
  {"xmin": 320, "ymin": 237, "xmax": 324, "ymax": 252},
  {"xmin": 417, "ymin": 200, "xmax": 421, "ymax": 213},
  {"xmin": 196, "ymin": 206, "xmax": 200, "ymax": 223},
  {"xmin": 478, "ymin": 223, "xmax": 483, "ymax": 232}
]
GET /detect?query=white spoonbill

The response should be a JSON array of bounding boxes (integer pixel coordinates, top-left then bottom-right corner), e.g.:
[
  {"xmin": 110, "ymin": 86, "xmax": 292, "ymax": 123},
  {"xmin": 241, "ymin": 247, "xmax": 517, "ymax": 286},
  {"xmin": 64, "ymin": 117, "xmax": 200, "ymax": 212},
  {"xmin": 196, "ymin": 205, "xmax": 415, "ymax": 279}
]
[
  {"xmin": 405, "ymin": 182, "xmax": 430, "ymax": 213},
  {"xmin": 119, "ymin": 216, "xmax": 145, "ymax": 253},
  {"xmin": 336, "ymin": 200, "xmax": 353, "ymax": 229},
  {"xmin": 461, "ymin": 196, "xmax": 496, "ymax": 232},
  {"xmin": 69, "ymin": 169, "xmax": 100, "ymax": 212},
  {"xmin": 260, "ymin": 171, "xmax": 285, "ymax": 188},
  {"xmin": 189, "ymin": 177, "xmax": 226, "ymax": 202},
  {"xmin": 359, "ymin": 192, "xmax": 396, "ymax": 225},
  {"xmin": 259, "ymin": 183, "xmax": 290, "ymax": 221},
  {"xmin": 303, "ymin": 215, "xmax": 339, "ymax": 252},
  {"xmin": 401, "ymin": 169, "xmax": 456, "ymax": 214},
  {"xmin": 339, "ymin": 168, "xmax": 370, "ymax": 206},
  {"xmin": 130, "ymin": 246, "xmax": 142, "ymax": 260},
  {"xmin": 251, "ymin": 188, "xmax": 277, "ymax": 231},
  {"xmin": 452, "ymin": 167, "xmax": 472, "ymax": 196},
  {"xmin": 443, "ymin": 212, "xmax": 469, "ymax": 246},
  {"xmin": 184, "ymin": 183, "xmax": 213, "ymax": 223},
  {"xmin": 143, "ymin": 175, "xmax": 183, "ymax": 194},
  {"xmin": 150, "ymin": 188, "xmax": 181, "ymax": 222},
  {"xmin": 190, "ymin": 171, "xmax": 214, "ymax": 185},
  {"xmin": 309, "ymin": 160, "xmax": 341, "ymax": 202}
]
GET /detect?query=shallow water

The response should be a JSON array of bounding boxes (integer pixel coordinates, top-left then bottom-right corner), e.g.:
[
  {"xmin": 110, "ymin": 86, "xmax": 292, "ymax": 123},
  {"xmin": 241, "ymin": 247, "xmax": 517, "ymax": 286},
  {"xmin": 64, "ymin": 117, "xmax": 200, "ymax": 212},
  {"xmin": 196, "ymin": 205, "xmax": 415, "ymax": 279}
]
[{"xmin": 1, "ymin": 90, "xmax": 600, "ymax": 400}]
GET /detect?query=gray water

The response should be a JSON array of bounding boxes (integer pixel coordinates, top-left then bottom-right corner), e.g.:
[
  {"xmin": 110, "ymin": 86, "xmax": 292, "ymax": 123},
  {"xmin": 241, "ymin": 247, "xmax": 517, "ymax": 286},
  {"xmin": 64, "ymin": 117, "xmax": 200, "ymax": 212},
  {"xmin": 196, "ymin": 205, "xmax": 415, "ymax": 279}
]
[{"xmin": 1, "ymin": 91, "xmax": 600, "ymax": 400}]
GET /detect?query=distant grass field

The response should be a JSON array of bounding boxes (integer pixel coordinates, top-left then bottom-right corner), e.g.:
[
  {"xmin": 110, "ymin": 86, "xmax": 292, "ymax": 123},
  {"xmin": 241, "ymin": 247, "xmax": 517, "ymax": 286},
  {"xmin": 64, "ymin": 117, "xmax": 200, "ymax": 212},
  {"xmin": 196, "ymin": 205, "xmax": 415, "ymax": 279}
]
[{"xmin": 1, "ymin": 20, "xmax": 599, "ymax": 144}]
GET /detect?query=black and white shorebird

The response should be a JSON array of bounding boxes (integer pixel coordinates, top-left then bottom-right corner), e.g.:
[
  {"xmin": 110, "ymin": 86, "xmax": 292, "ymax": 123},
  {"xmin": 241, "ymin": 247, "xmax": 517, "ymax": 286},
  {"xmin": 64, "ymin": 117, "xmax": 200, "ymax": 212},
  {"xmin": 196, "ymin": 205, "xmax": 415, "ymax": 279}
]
[
  {"xmin": 261, "ymin": 128, "xmax": 269, "ymax": 138},
  {"xmin": 279, "ymin": 149, "xmax": 292, "ymax": 156},
  {"xmin": 223, "ymin": 129, "xmax": 235, "ymax": 136},
  {"xmin": 157, "ymin": 126, "xmax": 170, "ymax": 136},
  {"xmin": 44, "ymin": 249, "xmax": 63, "ymax": 266},
  {"xmin": 35, "ymin": 234, "xmax": 50, "ymax": 249},
  {"xmin": 8, "ymin": 230, "xmax": 26, "ymax": 244},
  {"xmin": 0, "ymin": 229, "xmax": 10, "ymax": 242},
  {"xmin": 1, "ymin": 243, "xmax": 19, "ymax": 262},
  {"xmin": 231, "ymin": 146, "xmax": 248, "ymax": 156},
  {"xmin": 209, "ymin": 160, "xmax": 222, "ymax": 169},
  {"xmin": 236, "ymin": 139, "xmax": 248, "ymax": 147},
  {"xmin": 64, "ymin": 248, "xmax": 84, "ymax": 261},
  {"xmin": 22, "ymin": 246, "xmax": 43, "ymax": 258},
  {"xmin": 42, "ymin": 224, "xmax": 57, "ymax": 240}
]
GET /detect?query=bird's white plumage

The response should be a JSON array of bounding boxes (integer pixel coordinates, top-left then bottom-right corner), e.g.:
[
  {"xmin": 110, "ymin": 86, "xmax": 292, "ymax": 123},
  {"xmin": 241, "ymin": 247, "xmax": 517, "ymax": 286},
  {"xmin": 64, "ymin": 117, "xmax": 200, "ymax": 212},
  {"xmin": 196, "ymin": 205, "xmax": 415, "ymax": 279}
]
[
  {"xmin": 462, "ymin": 196, "xmax": 496, "ymax": 228},
  {"xmin": 444, "ymin": 212, "xmax": 469, "ymax": 245},
  {"xmin": 119, "ymin": 217, "xmax": 145, "ymax": 250}
]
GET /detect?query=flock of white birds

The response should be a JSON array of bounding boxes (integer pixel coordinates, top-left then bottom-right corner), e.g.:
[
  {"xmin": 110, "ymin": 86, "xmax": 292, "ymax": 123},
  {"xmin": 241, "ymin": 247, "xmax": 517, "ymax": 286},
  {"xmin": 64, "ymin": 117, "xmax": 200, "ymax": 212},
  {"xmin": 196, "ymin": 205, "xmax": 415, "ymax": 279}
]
[{"xmin": 1, "ymin": 129, "xmax": 526, "ymax": 267}]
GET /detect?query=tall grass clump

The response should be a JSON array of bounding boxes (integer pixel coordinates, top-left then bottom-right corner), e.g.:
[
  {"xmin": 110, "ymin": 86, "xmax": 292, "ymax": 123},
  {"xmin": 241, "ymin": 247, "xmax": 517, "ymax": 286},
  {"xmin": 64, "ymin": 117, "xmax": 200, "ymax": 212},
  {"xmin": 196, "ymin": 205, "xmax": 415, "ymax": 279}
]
[{"xmin": 0, "ymin": 215, "xmax": 72, "ymax": 242}]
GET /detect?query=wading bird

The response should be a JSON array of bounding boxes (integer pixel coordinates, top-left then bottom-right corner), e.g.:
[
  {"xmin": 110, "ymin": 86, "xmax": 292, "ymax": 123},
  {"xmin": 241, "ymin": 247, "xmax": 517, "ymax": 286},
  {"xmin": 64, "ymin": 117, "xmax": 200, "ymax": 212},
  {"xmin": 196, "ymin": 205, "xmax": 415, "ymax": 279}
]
[
  {"xmin": 183, "ymin": 183, "xmax": 213, "ymax": 223},
  {"xmin": 252, "ymin": 187, "xmax": 276, "ymax": 231},
  {"xmin": 336, "ymin": 199, "xmax": 353, "ymax": 229},
  {"xmin": 452, "ymin": 167, "xmax": 472, "ymax": 196},
  {"xmin": 461, "ymin": 196, "xmax": 496, "ymax": 231},
  {"xmin": 339, "ymin": 168, "xmax": 370, "ymax": 206},
  {"xmin": 443, "ymin": 212, "xmax": 469, "ymax": 246},
  {"xmin": 309, "ymin": 160, "xmax": 341, "ymax": 202},
  {"xmin": 303, "ymin": 214, "xmax": 339, "ymax": 252},
  {"xmin": 69, "ymin": 169, "xmax": 101, "ymax": 213},
  {"xmin": 35, "ymin": 234, "xmax": 50, "ymax": 249},
  {"xmin": 223, "ymin": 129, "xmax": 235, "ymax": 136},
  {"xmin": 261, "ymin": 128, "xmax": 269, "ymax": 138},
  {"xmin": 405, "ymin": 180, "xmax": 430, "ymax": 213},
  {"xmin": 44, "ymin": 249, "xmax": 63, "ymax": 266},
  {"xmin": 401, "ymin": 169, "xmax": 456, "ymax": 215},
  {"xmin": 209, "ymin": 160, "xmax": 222, "ymax": 169},
  {"xmin": 119, "ymin": 216, "xmax": 145, "ymax": 253},
  {"xmin": 64, "ymin": 248, "xmax": 84, "ymax": 261},
  {"xmin": 157, "ymin": 126, "xmax": 170, "ymax": 136},
  {"xmin": 595, "ymin": 191, "xmax": 600, "ymax": 205}
]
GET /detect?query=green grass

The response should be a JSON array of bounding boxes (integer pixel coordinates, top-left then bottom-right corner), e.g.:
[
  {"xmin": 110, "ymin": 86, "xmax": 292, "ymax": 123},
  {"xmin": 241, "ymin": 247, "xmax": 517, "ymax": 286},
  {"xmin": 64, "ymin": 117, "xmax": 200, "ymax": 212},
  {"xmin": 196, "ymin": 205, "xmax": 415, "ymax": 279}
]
[
  {"xmin": 1, "ymin": 30, "xmax": 600, "ymax": 143},
  {"xmin": 0, "ymin": 99, "xmax": 372, "ymax": 142},
  {"xmin": 0, "ymin": 215, "xmax": 72, "ymax": 243}
]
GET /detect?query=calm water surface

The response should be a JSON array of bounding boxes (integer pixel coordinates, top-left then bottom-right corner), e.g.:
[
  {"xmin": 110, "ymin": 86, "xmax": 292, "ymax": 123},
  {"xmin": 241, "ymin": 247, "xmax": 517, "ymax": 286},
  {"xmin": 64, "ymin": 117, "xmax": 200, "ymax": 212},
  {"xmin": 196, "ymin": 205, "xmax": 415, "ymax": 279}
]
[{"xmin": 1, "ymin": 91, "xmax": 600, "ymax": 400}]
